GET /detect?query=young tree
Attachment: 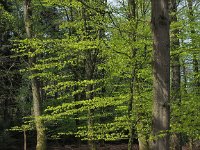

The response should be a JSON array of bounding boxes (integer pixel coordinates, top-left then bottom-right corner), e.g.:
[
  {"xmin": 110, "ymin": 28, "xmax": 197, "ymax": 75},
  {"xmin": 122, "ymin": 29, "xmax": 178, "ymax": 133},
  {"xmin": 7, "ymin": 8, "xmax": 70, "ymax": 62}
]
[
  {"xmin": 127, "ymin": 1, "xmax": 136, "ymax": 149},
  {"xmin": 170, "ymin": 0, "xmax": 182, "ymax": 149},
  {"xmin": 127, "ymin": 0, "xmax": 151, "ymax": 149},
  {"xmin": 23, "ymin": 0, "xmax": 46, "ymax": 149},
  {"xmin": 151, "ymin": 0, "xmax": 170, "ymax": 149},
  {"xmin": 187, "ymin": 0, "xmax": 200, "ymax": 89}
]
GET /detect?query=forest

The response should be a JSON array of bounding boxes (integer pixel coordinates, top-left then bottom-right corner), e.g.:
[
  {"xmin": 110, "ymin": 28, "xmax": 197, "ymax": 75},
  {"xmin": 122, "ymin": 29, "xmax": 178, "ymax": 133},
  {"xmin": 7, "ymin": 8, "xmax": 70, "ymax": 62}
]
[{"xmin": 0, "ymin": 0, "xmax": 199, "ymax": 150}]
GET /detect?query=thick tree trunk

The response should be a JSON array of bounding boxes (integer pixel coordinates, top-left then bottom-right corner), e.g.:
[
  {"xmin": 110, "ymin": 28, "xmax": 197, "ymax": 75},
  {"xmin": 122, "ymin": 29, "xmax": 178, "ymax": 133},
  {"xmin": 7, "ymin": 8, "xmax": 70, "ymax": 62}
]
[
  {"xmin": 24, "ymin": 0, "xmax": 46, "ymax": 149},
  {"xmin": 151, "ymin": 0, "xmax": 170, "ymax": 150},
  {"xmin": 138, "ymin": 138, "xmax": 149, "ymax": 150},
  {"xmin": 170, "ymin": 0, "xmax": 182, "ymax": 149}
]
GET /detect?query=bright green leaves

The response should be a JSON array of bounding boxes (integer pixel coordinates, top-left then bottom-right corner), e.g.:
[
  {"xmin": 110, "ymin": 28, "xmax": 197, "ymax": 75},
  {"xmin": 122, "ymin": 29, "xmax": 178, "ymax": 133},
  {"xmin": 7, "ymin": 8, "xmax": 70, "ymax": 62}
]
[{"xmin": 39, "ymin": 0, "xmax": 82, "ymax": 7}]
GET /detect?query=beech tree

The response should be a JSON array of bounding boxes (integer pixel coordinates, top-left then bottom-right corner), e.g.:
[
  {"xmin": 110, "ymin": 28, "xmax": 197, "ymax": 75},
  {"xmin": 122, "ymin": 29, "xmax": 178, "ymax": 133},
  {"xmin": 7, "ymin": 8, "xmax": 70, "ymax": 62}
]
[
  {"xmin": 23, "ymin": 0, "xmax": 46, "ymax": 149},
  {"xmin": 151, "ymin": 0, "xmax": 170, "ymax": 149}
]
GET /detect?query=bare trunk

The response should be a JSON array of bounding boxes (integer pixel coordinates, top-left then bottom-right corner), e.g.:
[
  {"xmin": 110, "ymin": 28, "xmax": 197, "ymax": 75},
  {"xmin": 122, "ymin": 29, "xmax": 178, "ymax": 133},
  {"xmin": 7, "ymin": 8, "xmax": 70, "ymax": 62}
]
[
  {"xmin": 138, "ymin": 135, "xmax": 149, "ymax": 150},
  {"xmin": 182, "ymin": 62, "xmax": 187, "ymax": 93},
  {"xmin": 24, "ymin": 0, "xmax": 46, "ymax": 149},
  {"xmin": 24, "ymin": 130, "xmax": 27, "ymax": 150},
  {"xmin": 31, "ymin": 77, "xmax": 46, "ymax": 150},
  {"xmin": 193, "ymin": 56, "xmax": 199, "ymax": 90},
  {"xmin": 151, "ymin": 0, "xmax": 170, "ymax": 150}
]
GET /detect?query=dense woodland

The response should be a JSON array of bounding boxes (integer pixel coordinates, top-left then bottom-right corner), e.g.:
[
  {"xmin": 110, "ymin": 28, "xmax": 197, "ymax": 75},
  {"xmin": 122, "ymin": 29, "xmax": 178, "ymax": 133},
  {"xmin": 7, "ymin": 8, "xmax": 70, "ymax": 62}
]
[{"xmin": 0, "ymin": 0, "xmax": 199, "ymax": 150}]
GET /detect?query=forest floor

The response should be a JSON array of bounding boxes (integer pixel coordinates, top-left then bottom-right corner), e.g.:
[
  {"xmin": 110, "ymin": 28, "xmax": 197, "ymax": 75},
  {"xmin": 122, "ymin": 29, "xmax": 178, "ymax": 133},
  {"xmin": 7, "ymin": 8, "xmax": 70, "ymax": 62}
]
[
  {"xmin": 4, "ymin": 143, "xmax": 198, "ymax": 150},
  {"xmin": 46, "ymin": 144, "xmax": 198, "ymax": 150},
  {"xmin": 48, "ymin": 144, "xmax": 139, "ymax": 150}
]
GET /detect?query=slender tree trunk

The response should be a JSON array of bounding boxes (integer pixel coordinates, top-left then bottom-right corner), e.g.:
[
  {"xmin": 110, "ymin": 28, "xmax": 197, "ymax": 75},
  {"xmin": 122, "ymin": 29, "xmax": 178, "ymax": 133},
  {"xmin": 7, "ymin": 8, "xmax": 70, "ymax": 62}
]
[
  {"xmin": 128, "ymin": 69, "xmax": 134, "ymax": 150},
  {"xmin": 151, "ymin": 0, "xmax": 170, "ymax": 150},
  {"xmin": 81, "ymin": 1, "xmax": 98, "ymax": 149},
  {"xmin": 187, "ymin": 1, "xmax": 199, "ymax": 149},
  {"xmin": 31, "ymin": 77, "xmax": 46, "ymax": 150},
  {"xmin": 23, "ymin": 0, "xmax": 46, "ymax": 149},
  {"xmin": 24, "ymin": 129, "xmax": 27, "ymax": 150},
  {"xmin": 127, "ymin": 1, "xmax": 136, "ymax": 150},
  {"xmin": 85, "ymin": 51, "xmax": 96, "ymax": 150},
  {"xmin": 135, "ymin": 78, "xmax": 150, "ymax": 150},
  {"xmin": 187, "ymin": 0, "xmax": 200, "ymax": 90},
  {"xmin": 128, "ymin": 1, "xmax": 149, "ymax": 149},
  {"xmin": 73, "ymin": 83, "xmax": 81, "ymax": 147},
  {"xmin": 170, "ymin": 0, "xmax": 182, "ymax": 149},
  {"xmin": 182, "ymin": 61, "xmax": 187, "ymax": 93}
]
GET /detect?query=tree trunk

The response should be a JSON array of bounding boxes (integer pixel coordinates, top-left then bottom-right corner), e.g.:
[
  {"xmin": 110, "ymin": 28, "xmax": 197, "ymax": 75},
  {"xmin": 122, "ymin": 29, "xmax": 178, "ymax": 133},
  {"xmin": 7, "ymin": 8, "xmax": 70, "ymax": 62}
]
[
  {"xmin": 128, "ymin": 71, "xmax": 134, "ymax": 150},
  {"xmin": 73, "ymin": 83, "xmax": 81, "ymax": 147},
  {"xmin": 138, "ymin": 137, "xmax": 149, "ymax": 150},
  {"xmin": 24, "ymin": 129, "xmax": 27, "ymax": 150},
  {"xmin": 31, "ymin": 77, "xmax": 46, "ymax": 150},
  {"xmin": 170, "ymin": 0, "xmax": 182, "ymax": 149},
  {"xmin": 85, "ymin": 51, "xmax": 96, "ymax": 150},
  {"xmin": 187, "ymin": 0, "xmax": 200, "ymax": 90},
  {"xmin": 182, "ymin": 61, "xmax": 187, "ymax": 93},
  {"xmin": 23, "ymin": 0, "xmax": 46, "ymax": 149},
  {"xmin": 187, "ymin": 1, "xmax": 199, "ymax": 149},
  {"xmin": 81, "ymin": 1, "xmax": 99, "ymax": 149},
  {"xmin": 151, "ymin": 0, "xmax": 170, "ymax": 150},
  {"xmin": 128, "ymin": 1, "xmax": 150, "ymax": 149},
  {"xmin": 127, "ymin": 1, "xmax": 136, "ymax": 150}
]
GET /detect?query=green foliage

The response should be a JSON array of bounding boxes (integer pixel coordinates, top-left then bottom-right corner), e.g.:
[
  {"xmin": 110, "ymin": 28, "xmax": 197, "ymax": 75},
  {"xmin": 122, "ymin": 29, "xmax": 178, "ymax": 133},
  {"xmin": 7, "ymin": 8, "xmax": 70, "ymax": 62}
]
[{"xmin": 4, "ymin": 0, "xmax": 200, "ymax": 147}]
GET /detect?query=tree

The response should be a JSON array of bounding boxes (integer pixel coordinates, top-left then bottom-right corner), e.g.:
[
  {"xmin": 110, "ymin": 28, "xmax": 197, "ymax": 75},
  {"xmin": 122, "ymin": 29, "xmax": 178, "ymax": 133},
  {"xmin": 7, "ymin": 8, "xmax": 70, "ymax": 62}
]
[
  {"xmin": 23, "ymin": 0, "xmax": 46, "ymax": 149},
  {"xmin": 187, "ymin": 0, "xmax": 200, "ymax": 90},
  {"xmin": 186, "ymin": 0, "xmax": 200, "ymax": 148},
  {"xmin": 151, "ymin": 0, "xmax": 170, "ymax": 149},
  {"xmin": 127, "ymin": 1, "xmax": 137, "ymax": 149},
  {"xmin": 127, "ymin": 0, "xmax": 151, "ymax": 149},
  {"xmin": 170, "ymin": 0, "xmax": 182, "ymax": 149}
]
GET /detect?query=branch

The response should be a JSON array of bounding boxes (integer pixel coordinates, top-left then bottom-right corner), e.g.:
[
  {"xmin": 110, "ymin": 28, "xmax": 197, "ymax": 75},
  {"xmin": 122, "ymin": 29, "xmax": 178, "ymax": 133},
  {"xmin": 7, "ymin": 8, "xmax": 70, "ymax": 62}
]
[{"xmin": 77, "ymin": 0, "xmax": 110, "ymax": 15}]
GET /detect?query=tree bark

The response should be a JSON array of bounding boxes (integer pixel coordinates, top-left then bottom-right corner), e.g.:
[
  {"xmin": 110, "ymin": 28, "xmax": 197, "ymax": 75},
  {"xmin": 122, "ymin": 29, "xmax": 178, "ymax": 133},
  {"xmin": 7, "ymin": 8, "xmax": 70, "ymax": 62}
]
[
  {"xmin": 24, "ymin": 129, "xmax": 27, "ymax": 150},
  {"xmin": 23, "ymin": 0, "xmax": 46, "ymax": 149},
  {"xmin": 151, "ymin": 0, "xmax": 170, "ymax": 150}
]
